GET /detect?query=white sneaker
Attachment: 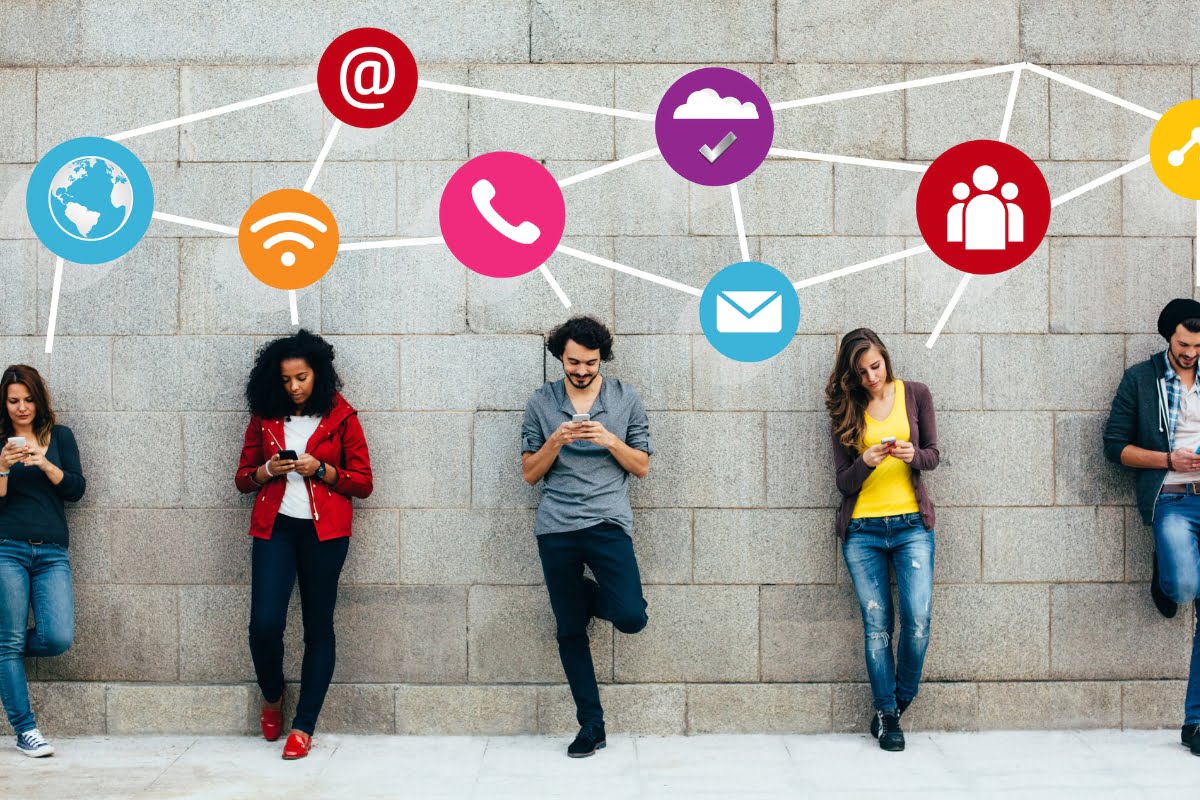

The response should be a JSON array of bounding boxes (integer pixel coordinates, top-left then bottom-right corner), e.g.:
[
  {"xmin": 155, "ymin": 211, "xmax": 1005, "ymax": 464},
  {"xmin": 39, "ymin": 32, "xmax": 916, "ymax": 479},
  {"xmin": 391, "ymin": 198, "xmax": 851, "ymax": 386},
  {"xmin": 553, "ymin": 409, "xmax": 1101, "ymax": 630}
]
[{"xmin": 16, "ymin": 728, "xmax": 54, "ymax": 757}]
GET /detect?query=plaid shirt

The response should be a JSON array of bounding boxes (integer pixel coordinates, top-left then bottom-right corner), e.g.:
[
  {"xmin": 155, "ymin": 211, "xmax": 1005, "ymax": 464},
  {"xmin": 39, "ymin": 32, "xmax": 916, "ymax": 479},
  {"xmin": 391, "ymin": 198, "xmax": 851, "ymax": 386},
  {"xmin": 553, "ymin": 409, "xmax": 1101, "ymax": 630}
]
[{"xmin": 1162, "ymin": 350, "xmax": 1189, "ymax": 448}]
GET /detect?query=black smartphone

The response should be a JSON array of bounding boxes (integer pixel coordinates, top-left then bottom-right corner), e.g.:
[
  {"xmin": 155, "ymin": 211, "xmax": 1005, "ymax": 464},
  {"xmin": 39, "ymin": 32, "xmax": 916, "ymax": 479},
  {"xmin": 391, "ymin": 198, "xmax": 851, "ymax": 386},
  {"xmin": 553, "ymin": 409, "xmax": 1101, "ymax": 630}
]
[{"xmin": 277, "ymin": 449, "xmax": 298, "ymax": 461}]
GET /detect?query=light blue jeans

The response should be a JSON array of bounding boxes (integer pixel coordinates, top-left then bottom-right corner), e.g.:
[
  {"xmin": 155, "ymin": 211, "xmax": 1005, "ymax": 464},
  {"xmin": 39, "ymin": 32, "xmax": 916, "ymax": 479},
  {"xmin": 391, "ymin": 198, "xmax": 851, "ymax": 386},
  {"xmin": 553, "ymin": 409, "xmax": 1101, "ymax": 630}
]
[
  {"xmin": 0, "ymin": 539, "xmax": 74, "ymax": 735},
  {"xmin": 1152, "ymin": 492, "xmax": 1200, "ymax": 724},
  {"xmin": 842, "ymin": 513, "xmax": 935, "ymax": 712}
]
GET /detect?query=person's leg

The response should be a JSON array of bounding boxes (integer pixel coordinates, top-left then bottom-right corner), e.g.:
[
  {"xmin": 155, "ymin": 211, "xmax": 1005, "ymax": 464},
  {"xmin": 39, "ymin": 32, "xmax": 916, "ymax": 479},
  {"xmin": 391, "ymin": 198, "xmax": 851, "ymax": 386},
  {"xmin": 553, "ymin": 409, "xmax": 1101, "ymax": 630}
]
[
  {"xmin": 0, "ymin": 541, "xmax": 35, "ymax": 734},
  {"xmin": 1153, "ymin": 496, "xmax": 1200, "ymax": 728},
  {"xmin": 290, "ymin": 528, "xmax": 349, "ymax": 736},
  {"xmin": 1153, "ymin": 496, "xmax": 1200, "ymax": 606},
  {"xmin": 842, "ymin": 522, "xmax": 898, "ymax": 712},
  {"xmin": 25, "ymin": 544, "xmax": 74, "ymax": 659},
  {"xmin": 248, "ymin": 524, "xmax": 299, "ymax": 707},
  {"xmin": 537, "ymin": 531, "xmax": 602, "ymax": 727},
  {"xmin": 581, "ymin": 525, "xmax": 647, "ymax": 635},
  {"xmin": 890, "ymin": 519, "xmax": 935, "ymax": 708}
]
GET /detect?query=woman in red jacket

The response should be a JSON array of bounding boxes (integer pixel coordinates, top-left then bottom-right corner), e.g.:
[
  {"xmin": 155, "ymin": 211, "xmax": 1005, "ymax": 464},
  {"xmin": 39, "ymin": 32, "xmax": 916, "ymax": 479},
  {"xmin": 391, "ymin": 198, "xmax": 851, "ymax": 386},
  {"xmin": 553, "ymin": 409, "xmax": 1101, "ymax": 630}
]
[{"xmin": 235, "ymin": 329, "xmax": 372, "ymax": 760}]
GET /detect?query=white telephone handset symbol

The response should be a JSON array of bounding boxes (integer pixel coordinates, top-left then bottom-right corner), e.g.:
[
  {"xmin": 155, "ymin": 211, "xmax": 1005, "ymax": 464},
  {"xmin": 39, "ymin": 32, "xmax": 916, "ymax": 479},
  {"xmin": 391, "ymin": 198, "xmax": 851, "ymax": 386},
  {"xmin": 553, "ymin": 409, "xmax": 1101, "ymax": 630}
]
[{"xmin": 471, "ymin": 179, "xmax": 541, "ymax": 245}]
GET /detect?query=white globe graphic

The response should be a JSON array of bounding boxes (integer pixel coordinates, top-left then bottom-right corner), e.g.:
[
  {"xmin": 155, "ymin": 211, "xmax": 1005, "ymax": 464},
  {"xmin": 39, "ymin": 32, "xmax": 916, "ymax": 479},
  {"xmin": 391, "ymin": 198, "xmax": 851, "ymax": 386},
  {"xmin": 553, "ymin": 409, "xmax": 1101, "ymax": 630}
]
[{"xmin": 47, "ymin": 156, "xmax": 134, "ymax": 241}]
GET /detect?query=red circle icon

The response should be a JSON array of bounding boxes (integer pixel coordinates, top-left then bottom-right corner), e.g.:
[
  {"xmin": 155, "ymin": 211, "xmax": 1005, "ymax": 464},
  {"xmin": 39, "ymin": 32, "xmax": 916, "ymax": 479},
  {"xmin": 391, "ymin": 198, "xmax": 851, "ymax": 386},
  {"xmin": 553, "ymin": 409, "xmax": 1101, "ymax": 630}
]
[
  {"xmin": 916, "ymin": 140, "xmax": 1051, "ymax": 276},
  {"xmin": 317, "ymin": 28, "xmax": 418, "ymax": 129}
]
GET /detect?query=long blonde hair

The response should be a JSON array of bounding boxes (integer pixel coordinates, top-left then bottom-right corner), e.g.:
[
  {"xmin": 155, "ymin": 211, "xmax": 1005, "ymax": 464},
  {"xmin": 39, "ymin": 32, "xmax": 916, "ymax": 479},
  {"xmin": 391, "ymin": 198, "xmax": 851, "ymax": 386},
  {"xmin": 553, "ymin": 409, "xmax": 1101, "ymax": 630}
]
[{"xmin": 825, "ymin": 329, "xmax": 895, "ymax": 452}]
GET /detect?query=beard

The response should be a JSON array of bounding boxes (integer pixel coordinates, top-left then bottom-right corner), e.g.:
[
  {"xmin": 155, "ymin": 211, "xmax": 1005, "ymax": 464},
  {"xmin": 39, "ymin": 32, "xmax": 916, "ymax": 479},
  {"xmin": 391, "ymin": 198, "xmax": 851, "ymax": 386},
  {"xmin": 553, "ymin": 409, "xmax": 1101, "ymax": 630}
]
[{"xmin": 568, "ymin": 371, "xmax": 598, "ymax": 389}]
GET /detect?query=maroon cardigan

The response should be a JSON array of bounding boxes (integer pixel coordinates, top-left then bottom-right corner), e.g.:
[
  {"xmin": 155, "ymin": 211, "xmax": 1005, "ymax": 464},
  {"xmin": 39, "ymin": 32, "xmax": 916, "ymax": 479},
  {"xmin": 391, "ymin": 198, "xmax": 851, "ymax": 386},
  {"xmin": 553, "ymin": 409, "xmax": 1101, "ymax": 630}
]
[{"xmin": 831, "ymin": 380, "xmax": 940, "ymax": 540}]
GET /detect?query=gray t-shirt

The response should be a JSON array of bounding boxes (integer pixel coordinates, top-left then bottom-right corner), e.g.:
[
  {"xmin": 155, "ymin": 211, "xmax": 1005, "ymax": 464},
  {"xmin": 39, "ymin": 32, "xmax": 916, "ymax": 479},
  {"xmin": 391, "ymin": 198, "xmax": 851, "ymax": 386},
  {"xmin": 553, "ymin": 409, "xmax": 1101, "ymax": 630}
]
[{"xmin": 520, "ymin": 377, "xmax": 653, "ymax": 536}]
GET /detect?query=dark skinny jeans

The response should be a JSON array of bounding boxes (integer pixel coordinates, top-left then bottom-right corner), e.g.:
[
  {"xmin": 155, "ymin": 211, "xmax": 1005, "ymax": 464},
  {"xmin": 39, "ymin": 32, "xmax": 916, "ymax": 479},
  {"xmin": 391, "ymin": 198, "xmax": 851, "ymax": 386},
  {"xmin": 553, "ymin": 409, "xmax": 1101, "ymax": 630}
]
[
  {"xmin": 537, "ymin": 523, "xmax": 649, "ymax": 727},
  {"xmin": 248, "ymin": 513, "xmax": 348, "ymax": 735}
]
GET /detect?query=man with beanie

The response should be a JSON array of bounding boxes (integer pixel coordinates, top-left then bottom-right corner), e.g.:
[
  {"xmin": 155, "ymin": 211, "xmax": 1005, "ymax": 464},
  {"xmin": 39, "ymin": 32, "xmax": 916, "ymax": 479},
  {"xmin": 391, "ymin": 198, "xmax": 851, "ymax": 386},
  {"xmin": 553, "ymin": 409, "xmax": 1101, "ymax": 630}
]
[{"xmin": 1104, "ymin": 297, "xmax": 1200, "ymax": 755}]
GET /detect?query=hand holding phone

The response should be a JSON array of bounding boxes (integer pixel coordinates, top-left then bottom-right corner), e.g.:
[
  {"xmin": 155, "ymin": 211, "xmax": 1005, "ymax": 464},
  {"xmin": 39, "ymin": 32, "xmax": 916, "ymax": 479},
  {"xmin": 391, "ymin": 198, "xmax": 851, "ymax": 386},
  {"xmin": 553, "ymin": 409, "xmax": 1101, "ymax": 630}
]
[
  {"xmin": 277, "ymin": 449, "xmax": 298, "ymax": 461},
  {"xmin": 881, "ymin": 436, "xmax": 897, "ymax": 448},
  {"xmin": 571, "ymin": 414, "xmax": 591, "ymax": 424}
]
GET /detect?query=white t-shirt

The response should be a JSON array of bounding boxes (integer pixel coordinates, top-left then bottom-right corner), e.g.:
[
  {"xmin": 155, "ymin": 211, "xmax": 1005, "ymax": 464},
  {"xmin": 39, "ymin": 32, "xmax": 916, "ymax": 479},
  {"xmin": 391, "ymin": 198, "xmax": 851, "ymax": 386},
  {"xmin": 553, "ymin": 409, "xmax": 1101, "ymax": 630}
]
[
  {"xmin": 279, "ymin": 414, "xmax": 321, "ymax": 519},
  {"xmin": 1166, "ymin": 379, "xmax": 1200, "ymax": 484}
]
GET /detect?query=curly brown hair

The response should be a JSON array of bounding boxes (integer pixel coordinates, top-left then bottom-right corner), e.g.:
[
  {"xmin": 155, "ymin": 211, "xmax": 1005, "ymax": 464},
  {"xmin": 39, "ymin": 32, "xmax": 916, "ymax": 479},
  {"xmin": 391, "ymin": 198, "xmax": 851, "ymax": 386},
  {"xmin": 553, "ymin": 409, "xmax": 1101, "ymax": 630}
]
[
  {"xmin": 0, "ymin": 364, "xmax": 56, "ymax": 447},
  {"xmin": 825, "ymin": 329, "xmax": 895, "ymax": 453}
]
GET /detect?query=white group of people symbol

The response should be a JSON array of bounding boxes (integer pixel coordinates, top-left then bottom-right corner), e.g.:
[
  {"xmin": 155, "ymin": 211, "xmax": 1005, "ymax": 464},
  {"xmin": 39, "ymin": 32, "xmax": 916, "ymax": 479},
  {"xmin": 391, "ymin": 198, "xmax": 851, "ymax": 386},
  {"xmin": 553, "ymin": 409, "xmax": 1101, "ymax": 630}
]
[{"xmin": 946, "ymin": 164, "xmax": 1025, "ymax": 251}]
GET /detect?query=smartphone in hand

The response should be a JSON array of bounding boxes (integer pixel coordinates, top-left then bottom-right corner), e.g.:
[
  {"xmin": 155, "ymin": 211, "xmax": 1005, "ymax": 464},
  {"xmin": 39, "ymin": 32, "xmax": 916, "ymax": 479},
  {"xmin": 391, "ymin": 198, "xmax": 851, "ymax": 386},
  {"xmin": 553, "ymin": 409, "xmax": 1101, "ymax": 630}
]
[
  {"xmin": 277, "ymin": 449, "xmax": 298, "ymax": 461},
  {"xmin": 881, "ymin": 436, "xmax": 897, "ymax": 448},
  {"xmin": 571, "ymin": 414, "xmax": 591, "ymax": 424}
]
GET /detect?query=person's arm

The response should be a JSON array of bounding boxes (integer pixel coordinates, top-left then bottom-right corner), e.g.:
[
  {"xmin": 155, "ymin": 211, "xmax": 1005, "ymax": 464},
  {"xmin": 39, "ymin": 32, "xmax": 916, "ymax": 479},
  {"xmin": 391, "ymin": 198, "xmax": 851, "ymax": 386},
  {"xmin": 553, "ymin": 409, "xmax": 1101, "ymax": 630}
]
[
  {"xmin": 1100, "ymin": 369, "xmax": 1199, "ymax": 471},
  {"xmin": 47, "ymin": 427, "xmax": 85, "ymax": 501},
  {"xmin": 566, "ymin": 390, "xmax": 654, "ymax": 479},
  {"xmin": 833, "ymin": 428, "xmax": 874, "ymax": 496},
  {"xmin": 235, "ymin": 417, "xmax": 272, "ymax": 493},
  {"xmin": 329, "ymin": 415, "xmax": 373, "ymax": 499},
  {"xmin": 908, "ymin": 384, "xmax": 940, "ymax": 471}
]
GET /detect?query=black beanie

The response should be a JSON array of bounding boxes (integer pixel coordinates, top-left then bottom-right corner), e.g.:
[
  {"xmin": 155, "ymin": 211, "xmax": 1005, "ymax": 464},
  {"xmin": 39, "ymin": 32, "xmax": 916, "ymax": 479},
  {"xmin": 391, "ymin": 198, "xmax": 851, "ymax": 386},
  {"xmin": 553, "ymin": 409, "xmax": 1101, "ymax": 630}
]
[{"xmin": 1158, "ymin": 298, "xmax": 1200, "ymax": 340}]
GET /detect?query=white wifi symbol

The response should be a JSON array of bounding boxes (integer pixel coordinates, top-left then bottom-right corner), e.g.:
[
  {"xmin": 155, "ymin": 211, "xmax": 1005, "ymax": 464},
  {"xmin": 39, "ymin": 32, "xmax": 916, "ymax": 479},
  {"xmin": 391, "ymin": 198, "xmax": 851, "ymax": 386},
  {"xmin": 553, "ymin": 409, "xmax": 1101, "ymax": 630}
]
[{"xmin": 249, "ymin": 212, "xmax": 329, "ymax": 267}]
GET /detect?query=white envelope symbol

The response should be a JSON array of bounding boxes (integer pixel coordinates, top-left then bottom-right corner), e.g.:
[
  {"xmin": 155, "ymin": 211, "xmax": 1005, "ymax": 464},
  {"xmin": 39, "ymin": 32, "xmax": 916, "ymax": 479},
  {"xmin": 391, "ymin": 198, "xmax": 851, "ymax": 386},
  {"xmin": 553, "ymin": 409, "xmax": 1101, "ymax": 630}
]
[{"xmin": 716, "ymin": 290, "xmax": 783, "ymax": 333}]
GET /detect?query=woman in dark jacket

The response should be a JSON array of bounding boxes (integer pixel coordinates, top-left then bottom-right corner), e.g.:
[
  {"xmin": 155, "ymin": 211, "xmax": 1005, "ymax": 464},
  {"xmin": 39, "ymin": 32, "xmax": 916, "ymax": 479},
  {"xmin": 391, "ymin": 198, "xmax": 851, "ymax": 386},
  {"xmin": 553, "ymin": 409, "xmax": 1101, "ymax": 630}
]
[
  {"xmin": 0, "ymin": 365, "xmax": 85, "ymax": 758},
  {"xmin": 235, "ymin": 330, "xmax": 372, "ymax": 760},
  {"xmin": 826, "ymin": 329, "xmax": 940, "ymax": 753}
]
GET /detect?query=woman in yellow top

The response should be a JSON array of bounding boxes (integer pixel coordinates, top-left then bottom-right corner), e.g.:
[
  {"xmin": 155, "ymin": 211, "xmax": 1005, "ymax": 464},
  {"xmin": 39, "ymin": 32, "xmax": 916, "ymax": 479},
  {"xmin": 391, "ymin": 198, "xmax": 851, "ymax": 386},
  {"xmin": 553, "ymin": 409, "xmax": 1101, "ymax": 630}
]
[{"xmin": 826, "ymin": 328, "xmax": 941, "ymax": 753}]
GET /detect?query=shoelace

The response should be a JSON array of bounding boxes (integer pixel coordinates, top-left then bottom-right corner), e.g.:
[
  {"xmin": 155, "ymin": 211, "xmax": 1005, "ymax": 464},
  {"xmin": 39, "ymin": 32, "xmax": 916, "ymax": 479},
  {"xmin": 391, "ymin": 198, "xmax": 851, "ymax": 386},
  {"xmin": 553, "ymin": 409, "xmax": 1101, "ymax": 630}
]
[
  {"xmin": 881, "ymin": 713, "xmax": 903, "ymax": 735},
  {"xmin": 20, "ymin": 729, "xmax": 49, "ymax": 748}
]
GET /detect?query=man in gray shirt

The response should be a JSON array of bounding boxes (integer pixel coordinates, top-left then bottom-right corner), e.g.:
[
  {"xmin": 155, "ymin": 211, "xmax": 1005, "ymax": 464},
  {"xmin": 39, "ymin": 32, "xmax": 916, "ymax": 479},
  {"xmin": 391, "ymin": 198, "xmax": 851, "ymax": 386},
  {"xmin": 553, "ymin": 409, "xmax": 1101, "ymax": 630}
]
[{"xmin": 521, "ymin": 316, "xmax": 652, "ymax": 758}]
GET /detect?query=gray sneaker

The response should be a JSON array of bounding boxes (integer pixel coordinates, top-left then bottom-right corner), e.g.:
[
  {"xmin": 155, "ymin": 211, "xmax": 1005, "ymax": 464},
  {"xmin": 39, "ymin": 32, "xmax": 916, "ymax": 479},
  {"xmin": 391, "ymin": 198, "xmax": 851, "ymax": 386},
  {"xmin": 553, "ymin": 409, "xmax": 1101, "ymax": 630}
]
[{"xmin": 16, "ymin": 728, "xmax": 54, "ymax": 758}]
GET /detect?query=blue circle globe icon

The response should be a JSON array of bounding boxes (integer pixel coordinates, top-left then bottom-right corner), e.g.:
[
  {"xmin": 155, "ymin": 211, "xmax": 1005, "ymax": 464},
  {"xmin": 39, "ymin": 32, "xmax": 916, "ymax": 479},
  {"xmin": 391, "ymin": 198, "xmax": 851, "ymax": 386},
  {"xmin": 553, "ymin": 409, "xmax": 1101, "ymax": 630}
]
[
  {"xmin": 49, "ymin": 156, "xmax": 133, "ymax": 241},
  {"xmin": 27, "ymin": 136, "xmax": 154, "ymax": 264}
]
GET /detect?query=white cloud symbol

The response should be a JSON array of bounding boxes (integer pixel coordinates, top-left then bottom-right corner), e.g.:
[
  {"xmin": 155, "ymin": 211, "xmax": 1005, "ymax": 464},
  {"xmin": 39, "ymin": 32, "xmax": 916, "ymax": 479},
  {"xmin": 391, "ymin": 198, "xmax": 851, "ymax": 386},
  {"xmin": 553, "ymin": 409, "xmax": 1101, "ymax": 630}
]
[{"xmin": 672, "ymin": 87, "xmax": 760, "ymax": 120}]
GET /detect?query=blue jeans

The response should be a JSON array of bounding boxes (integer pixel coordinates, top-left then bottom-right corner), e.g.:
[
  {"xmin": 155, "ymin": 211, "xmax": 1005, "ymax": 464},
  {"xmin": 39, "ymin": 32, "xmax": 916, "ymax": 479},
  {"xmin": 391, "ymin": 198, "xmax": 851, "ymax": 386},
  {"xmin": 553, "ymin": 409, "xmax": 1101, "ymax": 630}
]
[
  {"xmin": 842, "ymin": 513, "xmax": 935, "ymax": 712},
  {"xmin": 0, "ymin": 539, "xmax": 74, "ymax": 735},
  {"xmin": 1152, "ymin": 492, "xmax": 1200, "ymax": 724},
  {"xmin": 537, "ymin": 523, "xmax": 648, "ymax": 727}
]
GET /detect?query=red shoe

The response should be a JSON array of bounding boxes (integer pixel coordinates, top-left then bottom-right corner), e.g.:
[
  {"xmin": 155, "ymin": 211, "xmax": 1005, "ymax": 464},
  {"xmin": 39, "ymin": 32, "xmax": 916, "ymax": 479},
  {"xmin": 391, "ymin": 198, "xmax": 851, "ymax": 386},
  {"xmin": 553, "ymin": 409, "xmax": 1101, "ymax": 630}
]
[
  {"xmin": 282, "ymin": 731, "xmax": 311, "ymax": 760},
  {"xmin": 260, "ymin": 704, "xmax": 283, "ymax": 742}
]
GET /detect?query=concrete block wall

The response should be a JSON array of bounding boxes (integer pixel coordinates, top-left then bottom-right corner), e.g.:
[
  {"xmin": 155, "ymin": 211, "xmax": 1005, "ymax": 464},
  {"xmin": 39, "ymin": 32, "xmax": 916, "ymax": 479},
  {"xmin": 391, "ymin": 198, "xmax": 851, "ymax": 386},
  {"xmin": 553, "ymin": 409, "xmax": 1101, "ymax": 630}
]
[{"xmin": 0, "ymin": 1, "xmax": 1196, "ymax": 735}]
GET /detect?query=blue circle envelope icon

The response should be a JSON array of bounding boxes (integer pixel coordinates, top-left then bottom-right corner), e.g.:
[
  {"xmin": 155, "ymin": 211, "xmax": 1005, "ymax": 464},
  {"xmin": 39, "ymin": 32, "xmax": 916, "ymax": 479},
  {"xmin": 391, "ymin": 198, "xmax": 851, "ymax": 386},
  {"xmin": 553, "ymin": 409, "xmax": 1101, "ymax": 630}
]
[
  {"xmin": 700, "ymin": 261, "xmax": 800, "ymax": 362},
  {"xmin": 26, "ymin": 136, "xmax": 154, "ymax": 265}
]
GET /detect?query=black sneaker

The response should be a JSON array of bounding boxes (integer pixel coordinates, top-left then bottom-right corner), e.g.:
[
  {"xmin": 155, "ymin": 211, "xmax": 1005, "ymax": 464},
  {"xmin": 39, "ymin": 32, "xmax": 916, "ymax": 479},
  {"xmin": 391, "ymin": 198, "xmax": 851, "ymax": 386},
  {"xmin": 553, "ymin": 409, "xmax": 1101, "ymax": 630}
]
[
  {"xmin": 870, "ymin": 699, "xmax": 911, "ymax": 738},
  {"xmin": 878, "ymin": 710, "xmax": 905, "ymax": 752},
  {"xmin": 1183, "ymin": 723, "xmax": 1200, "ymax": 748},
  {"xmin": 1151, "ymin": 559, "xmax": 1178, "ymax": 618},
  {"xmin": 567, "ymin": 723, "xmax": 606, "ymax": 758}
]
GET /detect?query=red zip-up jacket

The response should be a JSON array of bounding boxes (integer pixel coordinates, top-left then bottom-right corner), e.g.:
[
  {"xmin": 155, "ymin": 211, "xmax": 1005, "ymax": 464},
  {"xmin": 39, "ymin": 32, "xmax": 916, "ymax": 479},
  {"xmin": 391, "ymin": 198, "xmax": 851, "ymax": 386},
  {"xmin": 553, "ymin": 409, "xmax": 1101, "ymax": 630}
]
[{"xmin": 235, "ymin": 393, "xmax": 373, "ymax": 541}]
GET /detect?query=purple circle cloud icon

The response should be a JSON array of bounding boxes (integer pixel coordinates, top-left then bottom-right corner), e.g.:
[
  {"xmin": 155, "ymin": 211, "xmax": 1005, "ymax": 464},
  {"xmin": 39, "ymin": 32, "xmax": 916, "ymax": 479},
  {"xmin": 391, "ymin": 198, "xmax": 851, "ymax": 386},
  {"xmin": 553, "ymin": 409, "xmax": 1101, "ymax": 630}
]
[{"xmin": 655, "ymin": 67, "xmax": 774, "ymax": 187}]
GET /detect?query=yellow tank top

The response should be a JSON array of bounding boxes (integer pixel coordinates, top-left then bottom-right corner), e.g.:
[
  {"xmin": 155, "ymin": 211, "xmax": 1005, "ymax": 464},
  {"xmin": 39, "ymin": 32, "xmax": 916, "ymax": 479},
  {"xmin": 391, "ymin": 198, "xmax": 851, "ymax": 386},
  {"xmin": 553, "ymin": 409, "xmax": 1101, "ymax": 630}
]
[{"xmin": 851, "ymin": 379, "xmax": 920, "ymax": 519}]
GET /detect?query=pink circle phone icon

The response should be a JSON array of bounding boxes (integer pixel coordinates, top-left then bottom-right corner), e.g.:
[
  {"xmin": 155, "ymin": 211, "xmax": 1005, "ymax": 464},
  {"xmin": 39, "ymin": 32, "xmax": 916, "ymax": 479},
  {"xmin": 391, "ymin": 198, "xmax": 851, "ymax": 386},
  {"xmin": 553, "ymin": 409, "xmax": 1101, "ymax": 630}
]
[{"xmin": 439, "ymin": 152, "xmax": 566, "ymax": 278}]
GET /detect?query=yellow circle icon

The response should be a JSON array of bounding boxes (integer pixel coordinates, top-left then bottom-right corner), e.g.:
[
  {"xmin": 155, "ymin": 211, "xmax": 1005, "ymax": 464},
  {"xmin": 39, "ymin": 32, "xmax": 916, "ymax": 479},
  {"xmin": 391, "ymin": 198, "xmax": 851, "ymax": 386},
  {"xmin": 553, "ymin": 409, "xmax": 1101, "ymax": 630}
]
[
  {"xmin": 238, "ymin": 189, "xmax": 339, "ymax": 290},
  {"xmin": 1150, "ymin": 99, "xmax": 1200, "ymax": 200}
]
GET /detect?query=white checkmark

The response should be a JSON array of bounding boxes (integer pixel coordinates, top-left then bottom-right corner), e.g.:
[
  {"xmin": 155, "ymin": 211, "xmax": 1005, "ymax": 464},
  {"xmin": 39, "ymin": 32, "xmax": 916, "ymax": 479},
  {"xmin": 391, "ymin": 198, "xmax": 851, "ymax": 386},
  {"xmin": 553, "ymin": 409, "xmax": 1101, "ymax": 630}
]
[{"xmin": 699, "ymin": 131, "xmax": 737, "ymax": 163}]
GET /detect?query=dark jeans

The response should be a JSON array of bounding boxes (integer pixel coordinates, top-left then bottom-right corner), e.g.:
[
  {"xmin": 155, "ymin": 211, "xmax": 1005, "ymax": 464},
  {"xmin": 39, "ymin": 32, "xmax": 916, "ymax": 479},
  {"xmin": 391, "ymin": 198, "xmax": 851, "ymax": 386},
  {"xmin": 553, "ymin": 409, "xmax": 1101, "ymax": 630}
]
[
  {"xmin": 0, "ymin": 540, "xmax": 73, "ymax": 735},
  {"xmin": 842, "ymin": 512, "xmax": 935, "ymax": 712},
  {"xmin": 248, "ymin": 514, "xmax": 348, "ymax": 736},
  {"xmin": 1152, "ymin": 492, "xmax": 1200, "ymax": 724},
  {"xmin": 537, "ymin": 523, "xmax": 648, "ymax": 727}
]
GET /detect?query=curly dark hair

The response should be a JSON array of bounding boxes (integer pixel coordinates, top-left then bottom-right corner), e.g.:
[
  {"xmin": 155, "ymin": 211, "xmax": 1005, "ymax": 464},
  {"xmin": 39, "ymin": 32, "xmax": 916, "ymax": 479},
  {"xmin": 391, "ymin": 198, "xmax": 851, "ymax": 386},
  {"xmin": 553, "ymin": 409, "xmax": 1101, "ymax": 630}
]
[
  {"xmin": 546, "ymin": 316, "xmax": 615, "ymax": 361},
  {"xmin": 245, "ymin": 329, "xmax": 342, "ymax": 419}
]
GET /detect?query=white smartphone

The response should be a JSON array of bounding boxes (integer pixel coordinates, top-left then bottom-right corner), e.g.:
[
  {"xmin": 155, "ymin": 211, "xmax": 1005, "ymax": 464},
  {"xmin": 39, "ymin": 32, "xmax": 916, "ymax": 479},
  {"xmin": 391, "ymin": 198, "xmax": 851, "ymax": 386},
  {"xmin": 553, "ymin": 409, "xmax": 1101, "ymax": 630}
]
[
  {"xmin": 571, "ymin": 414, "xmax": 591, "ymax": 423},
  {"xmin": 881, "ymin": 436, "xmax": 897, "ymax": 447},
  {"xmin": 7, "ymin": 436, "xmax": 26, "ymax": 448}
]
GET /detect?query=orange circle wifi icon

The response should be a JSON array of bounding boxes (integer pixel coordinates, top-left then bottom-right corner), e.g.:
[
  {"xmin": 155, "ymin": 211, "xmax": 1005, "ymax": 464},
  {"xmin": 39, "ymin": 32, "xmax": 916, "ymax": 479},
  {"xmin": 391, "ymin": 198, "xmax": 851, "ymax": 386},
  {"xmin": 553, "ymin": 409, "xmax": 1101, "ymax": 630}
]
[{"xmin": 238, "ymin": 189, "xmax": 340, "ymax": 290}]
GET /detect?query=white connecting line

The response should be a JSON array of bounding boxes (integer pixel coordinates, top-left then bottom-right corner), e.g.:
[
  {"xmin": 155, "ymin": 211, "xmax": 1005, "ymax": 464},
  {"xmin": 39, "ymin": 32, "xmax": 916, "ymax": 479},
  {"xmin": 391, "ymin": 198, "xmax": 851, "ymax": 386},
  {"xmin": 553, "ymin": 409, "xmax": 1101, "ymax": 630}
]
[
  {"xmin": 926, "ymin": 65, "xmax": 1025, "ymax": 348},
  {"xmin": 730, "ymin": 183, "xmax": 750, "ymax": 262},
  {"xmin": 43, "ymin": 61, "xmax": 1175, "ymax": 354}
]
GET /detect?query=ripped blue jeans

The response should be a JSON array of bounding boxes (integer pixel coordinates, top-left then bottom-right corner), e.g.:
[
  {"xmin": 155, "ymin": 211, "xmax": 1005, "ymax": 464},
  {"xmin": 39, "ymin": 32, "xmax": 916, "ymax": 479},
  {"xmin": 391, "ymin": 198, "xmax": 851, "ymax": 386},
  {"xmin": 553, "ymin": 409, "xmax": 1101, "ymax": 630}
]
[{"xmin": 842, "ymin": 513, "xmax": 935, "ymax": 712}]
